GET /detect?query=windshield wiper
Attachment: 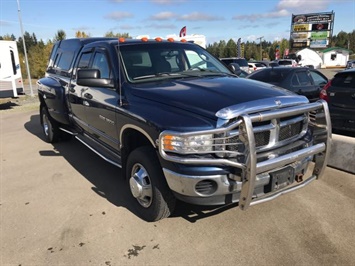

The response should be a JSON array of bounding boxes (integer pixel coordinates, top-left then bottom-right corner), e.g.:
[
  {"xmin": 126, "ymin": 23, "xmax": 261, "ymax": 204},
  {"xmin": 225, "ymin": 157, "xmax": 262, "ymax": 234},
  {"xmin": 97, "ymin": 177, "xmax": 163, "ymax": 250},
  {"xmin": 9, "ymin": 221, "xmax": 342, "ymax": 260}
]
[
  {"xmin": 183, "ymin": 68, "xmax": 235, "ymax": 77},
  {"xmin": 133, "ymin": 72, "xmax": 180, "ymax": 80}
]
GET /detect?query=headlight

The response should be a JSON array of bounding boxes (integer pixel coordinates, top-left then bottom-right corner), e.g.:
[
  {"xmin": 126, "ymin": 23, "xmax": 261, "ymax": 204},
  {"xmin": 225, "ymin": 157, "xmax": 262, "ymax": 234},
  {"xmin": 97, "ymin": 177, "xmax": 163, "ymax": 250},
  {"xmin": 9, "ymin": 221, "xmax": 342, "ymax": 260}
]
[{"xmin": 161, "ymin": 133, "xmax": 213, "ymax": 154}]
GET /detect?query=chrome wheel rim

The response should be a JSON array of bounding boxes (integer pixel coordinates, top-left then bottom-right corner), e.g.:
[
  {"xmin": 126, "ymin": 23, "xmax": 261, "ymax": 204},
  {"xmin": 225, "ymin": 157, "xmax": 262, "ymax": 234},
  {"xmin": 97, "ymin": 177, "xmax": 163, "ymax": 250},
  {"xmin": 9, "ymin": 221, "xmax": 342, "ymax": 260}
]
[
  {"xmin": 129, "ymin": 163, "xmax": 153, "ymax": 208},
  {"xmin": 42, "ymin": 113, "xmax": 49, "ymax": 137}
]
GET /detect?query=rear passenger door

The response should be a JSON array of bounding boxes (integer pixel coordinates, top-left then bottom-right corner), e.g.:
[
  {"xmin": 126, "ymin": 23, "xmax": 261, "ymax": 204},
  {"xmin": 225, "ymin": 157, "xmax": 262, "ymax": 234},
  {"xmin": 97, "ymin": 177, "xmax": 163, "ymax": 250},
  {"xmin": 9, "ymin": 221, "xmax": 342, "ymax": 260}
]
[{"xmin": 289, "ymin": 70, "xmax": 319, "ymax": 102}]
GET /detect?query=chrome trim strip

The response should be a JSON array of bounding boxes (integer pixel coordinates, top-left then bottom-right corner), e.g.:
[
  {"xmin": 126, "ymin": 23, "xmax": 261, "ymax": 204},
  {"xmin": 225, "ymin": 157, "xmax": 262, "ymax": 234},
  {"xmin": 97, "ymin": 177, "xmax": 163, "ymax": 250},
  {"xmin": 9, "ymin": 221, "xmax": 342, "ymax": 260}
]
[
  {"xmin": 59, "ymin": 127, "xmax": 77, "ymax": 136},
  {"xmin": 250, "ymin": 175, "xmax": 317, "ymax": 206},
  {"xmin": 256, "ymin": 143, "xmax": 325, "ymax": 174},
  {"xmin": 216, "ymin": 96, "xmax": 309, "ymax": 120},
  {"xmin": 120, "ymin": 124, "xmax": 156, "ymax": 148},
  {"xmin": 75, "ymin": 135, "xmax": 122, "ymax": 168}
]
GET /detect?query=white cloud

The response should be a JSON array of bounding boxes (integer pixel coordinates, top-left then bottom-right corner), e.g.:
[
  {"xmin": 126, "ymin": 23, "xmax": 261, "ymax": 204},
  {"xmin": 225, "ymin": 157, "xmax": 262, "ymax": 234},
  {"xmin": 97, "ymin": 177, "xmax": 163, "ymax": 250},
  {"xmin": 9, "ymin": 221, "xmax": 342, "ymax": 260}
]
[
  {"xmin": 105, "ymin": 11, "xmax": 134, "ymax": 20},
  {"xmin": 150, "ymin": 12, "xmax": 176, "ymax": 20},
  {"xmin": 178, "ymin": 12, "xmax": 223, "ymax": 21},
  {"xmin": 233, "ymin": 9, "xmax": 289, "ymax": 22},
  {"xmin": 277, "ymin": 0, "xmax": 331, "ymax": 13}
]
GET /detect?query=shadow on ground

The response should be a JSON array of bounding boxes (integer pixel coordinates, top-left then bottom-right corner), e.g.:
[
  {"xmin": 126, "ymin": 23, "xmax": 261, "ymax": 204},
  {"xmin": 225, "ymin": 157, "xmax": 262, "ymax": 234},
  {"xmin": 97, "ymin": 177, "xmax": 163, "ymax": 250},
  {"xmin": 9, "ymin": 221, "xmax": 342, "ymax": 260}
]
[
  {"xmin": 0, "ymin": 101, "xmax": 19, "ymax": 110},
  {"xmin": 24, "ymin": 114, "xmax": 238, "ymax": 222}
]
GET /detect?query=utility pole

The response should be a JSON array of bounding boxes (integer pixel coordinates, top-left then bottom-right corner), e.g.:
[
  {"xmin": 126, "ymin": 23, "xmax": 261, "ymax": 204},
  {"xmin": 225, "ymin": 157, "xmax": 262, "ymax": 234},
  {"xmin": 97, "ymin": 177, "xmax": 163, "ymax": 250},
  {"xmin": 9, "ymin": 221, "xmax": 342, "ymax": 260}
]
[
  {"xmin": 257, "ymin": 36, "xmax": 264, "ymax": 60},
  {"xmin": 16, "ymin": 0, "xmax": 34, "ymax": 97}
]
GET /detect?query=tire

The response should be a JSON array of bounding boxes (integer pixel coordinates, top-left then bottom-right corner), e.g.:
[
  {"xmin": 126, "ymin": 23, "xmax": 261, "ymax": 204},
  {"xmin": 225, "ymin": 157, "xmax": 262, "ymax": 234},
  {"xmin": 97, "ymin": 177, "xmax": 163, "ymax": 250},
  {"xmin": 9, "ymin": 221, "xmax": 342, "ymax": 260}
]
[
  {"xmin": 126, "ymin": 146, "xmax": 176, "ymax": 222},
  {"xmin": 40, "ymin": 106, "xmax": 60, "ymax": 143}
]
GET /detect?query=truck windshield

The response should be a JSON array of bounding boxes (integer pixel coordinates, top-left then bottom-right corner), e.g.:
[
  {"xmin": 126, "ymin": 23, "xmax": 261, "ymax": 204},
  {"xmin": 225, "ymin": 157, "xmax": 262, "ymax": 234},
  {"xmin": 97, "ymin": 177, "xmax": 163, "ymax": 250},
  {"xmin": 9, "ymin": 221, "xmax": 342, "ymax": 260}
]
[{"xmin": 118, "ymin": 42, "xmax": 233, "ymax": 82}]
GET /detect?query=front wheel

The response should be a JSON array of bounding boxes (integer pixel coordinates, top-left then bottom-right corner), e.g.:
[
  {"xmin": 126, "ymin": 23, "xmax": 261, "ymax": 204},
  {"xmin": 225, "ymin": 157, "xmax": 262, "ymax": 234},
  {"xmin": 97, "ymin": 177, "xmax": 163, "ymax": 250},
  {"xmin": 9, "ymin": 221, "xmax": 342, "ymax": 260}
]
[
  {"xmin": 40, "ymin": 106, "xmax": 60, "ymax": 143},
  {"xmin": 126, "ymin": 146, "xmax": 176, "ymax": 222}
]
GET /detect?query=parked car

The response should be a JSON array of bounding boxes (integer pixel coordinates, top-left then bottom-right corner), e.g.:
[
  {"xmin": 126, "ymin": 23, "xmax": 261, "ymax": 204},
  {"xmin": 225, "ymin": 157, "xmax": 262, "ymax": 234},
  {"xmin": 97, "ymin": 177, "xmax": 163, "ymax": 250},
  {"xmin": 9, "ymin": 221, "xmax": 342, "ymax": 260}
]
[
  {"xmin": 220, "ymin": 57, "xmax": 251, "ymax": 73},
  {"xmin": 248, "ymin": 62, "xmax": 267, "ymax": 72},
  {"xmin": 226, "ymin": 62, "xmax": 249, "ymax": 77},
  {"xmin": 346, "ymin": 60, "xmax": 355, "ymax": 69},
  {"xmin": 320, "ymin": 69, "xmax": 355, "ymax": 133},
  {"xmin": 247, "ymin": 67, "xmax": 328, "ymax": 102},
  {"xmin": 250, "ymin": 61, "xmax": 274, "ymax": 67},
  {"xmin": 273, "ymin": 59, "xmax": 298, "ymax": 67}
]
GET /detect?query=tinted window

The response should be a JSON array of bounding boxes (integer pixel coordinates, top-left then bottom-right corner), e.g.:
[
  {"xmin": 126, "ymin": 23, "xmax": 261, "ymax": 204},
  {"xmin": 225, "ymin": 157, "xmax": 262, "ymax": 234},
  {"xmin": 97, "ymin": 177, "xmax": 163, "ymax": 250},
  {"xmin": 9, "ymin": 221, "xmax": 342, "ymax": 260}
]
[
  {"xmin": 235, "ymin": 59, "xmax": 248, "ymax": 67},
  {"xmin": 55, "ymin": 52, "xmax": 74, "ymax": 70},
  {"xmin": 292, "ymin": 71, "xmax": 312, "ymax": 86},
  {"xmin": 10, "ymin": 50, "xmax": 17, "ymax": 75},
  {"xmin": 77, "ymin": 52, "xmax": 92, "ymax": 68},
  {"xmin": 248, "ymin": 69, "xmax": 288, "ymax": 84},
  {"xmin": 332, "ymin": 72, "xmax": 355, "ymax": 88},
  {"xmin": 92, "ymin": 52, "xmax": 111, "ymax": 79},
  {"xmin": 278, "ymin": 60, "xmax": 292, "ymax": 66},
  {"xmin": 221, "ymin": 59, "xmax": 232, "ymax": 65},
  {"xmin": 310, "ymin": 71, "xmax": 327, "ymax": 86}
]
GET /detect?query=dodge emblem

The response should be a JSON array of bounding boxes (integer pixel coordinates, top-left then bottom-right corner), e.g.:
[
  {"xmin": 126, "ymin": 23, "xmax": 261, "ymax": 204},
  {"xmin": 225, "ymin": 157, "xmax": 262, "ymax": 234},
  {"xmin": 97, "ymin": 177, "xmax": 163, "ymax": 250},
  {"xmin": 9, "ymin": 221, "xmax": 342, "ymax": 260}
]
[{"xmin": 275, "ymin": 100, "xmax": 282, "ymax": 106}]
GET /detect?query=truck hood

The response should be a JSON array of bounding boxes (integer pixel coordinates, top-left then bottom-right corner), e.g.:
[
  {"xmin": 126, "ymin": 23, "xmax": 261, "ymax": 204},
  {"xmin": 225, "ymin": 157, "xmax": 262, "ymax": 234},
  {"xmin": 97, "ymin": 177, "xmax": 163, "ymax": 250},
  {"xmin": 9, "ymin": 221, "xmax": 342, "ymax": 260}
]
[{"xmin": 129, "ymin": 76, "xmax": 295, "ymax": 120}]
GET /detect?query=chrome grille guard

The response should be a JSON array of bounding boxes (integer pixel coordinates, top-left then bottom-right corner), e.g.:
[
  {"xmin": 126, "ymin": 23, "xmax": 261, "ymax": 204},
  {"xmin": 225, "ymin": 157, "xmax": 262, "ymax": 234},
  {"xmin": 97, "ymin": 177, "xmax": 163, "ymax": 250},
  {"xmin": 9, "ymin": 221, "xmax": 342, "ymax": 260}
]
[{"xmin": 159, "ymin": 97, "xmax": 332, "ymax": 210}]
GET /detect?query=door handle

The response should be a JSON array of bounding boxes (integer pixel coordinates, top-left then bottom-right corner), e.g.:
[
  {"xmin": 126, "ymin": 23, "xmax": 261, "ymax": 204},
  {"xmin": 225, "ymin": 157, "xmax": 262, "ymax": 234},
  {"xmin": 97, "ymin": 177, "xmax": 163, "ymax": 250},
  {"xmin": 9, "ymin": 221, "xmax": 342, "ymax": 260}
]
[
  {"xmin": 69, "ymin": 87, "xmax": 75, "ymax": 93},
  {"xmin": 84, "ymin": 93, "xmax": 93, "ymax": 99}
]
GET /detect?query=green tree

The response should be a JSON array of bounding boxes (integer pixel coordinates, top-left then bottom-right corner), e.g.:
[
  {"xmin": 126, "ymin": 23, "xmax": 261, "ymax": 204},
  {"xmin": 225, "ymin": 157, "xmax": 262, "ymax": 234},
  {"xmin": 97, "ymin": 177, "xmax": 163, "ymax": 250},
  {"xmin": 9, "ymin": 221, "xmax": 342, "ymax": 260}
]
[
  {"xmin": 53, "ymin": 30, "xmax": 66, "ymax": 42},
  {"xmin": 225, "ymin": 39, "xmax": 237, "ymax": 57},
  {"xmin": 17, "ymin": 31, "xmax": 37, "ymax": 54},
  {"xmin": 75, "ymin": 31, "xmax": 90, "ymax": 38},
  {"xmin": 104, "ymin": 31, "xmax": 132, "ymax": 38}
]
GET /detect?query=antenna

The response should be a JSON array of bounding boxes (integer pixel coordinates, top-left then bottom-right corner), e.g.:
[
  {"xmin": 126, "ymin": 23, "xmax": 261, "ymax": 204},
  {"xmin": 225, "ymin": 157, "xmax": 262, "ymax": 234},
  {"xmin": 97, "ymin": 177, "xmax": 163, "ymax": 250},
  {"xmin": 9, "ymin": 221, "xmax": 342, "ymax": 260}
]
[{"xmin": 117, "ymin": 38, "xmax": 123, "ymax": 107}]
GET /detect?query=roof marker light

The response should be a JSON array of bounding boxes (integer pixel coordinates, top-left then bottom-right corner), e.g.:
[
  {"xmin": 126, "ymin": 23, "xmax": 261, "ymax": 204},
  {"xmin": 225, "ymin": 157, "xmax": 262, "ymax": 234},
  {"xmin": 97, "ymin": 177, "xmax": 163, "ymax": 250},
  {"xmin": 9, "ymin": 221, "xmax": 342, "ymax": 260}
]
[
  {"xmin": 141, "ymin": 37, "xmax": 148, "ymax": 42},
  {"xmin": 119, "ymin": 37, "xmax": 125, "ymax": 43},
  {"xmin": 167, "ymin": 38, "xmax": 174, "ymax": 42},
  {"xmin": 180, "ymin": 39, "xmax": 187, "ymax": 43},
  {"xmin": 155, "ymin": 37, "xmax": 163, "ymax": 42}
]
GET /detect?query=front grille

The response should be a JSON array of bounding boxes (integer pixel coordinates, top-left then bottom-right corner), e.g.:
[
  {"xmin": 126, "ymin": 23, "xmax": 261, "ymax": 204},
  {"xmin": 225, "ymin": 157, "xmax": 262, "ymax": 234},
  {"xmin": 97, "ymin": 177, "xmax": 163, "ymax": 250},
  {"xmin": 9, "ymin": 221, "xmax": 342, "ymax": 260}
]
[
  {"xmin": 255, "ymin": 131, "xmax": 271, "ymax": 147},
  {"xmin": 279, "ymin": 121, "xmax": 303, "ymax": 141},
  {"xmin": 214, "ymin": 113, "xmax": 307, "ymax": 157}
]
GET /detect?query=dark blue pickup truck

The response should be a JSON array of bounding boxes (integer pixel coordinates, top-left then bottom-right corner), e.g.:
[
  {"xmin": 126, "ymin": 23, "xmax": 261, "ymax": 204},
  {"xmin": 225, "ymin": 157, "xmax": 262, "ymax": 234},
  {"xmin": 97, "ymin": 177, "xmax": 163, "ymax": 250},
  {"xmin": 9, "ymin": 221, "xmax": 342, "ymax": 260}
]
[{"xmin": 37, "ymin": 37, "xmax": 331, "ymax": 221}]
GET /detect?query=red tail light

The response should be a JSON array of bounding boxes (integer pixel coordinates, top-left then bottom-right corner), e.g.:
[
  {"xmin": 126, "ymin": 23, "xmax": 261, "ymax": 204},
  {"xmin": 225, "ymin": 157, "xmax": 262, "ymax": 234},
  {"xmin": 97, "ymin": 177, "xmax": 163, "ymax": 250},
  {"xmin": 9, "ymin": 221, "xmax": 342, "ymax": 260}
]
[{"xmin": 320, "ymin": 80, "xmax": 332, "ymax": 102}]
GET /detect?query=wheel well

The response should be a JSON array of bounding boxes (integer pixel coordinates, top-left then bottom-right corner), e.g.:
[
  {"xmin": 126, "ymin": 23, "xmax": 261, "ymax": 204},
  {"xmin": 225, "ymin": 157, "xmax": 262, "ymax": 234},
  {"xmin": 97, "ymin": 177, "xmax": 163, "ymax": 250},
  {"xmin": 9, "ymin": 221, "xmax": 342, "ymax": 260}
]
[{"xmin": 121, "ymin": 128, "xmax": 157, "ymax": 178}]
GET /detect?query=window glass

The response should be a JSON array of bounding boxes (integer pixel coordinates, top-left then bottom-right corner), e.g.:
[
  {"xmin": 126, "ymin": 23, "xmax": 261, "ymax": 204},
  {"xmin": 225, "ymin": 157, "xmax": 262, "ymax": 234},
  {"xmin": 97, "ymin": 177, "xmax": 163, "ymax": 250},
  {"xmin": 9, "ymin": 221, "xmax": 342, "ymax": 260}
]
[
  {"xmin": 119, "ymin": 43, "xmax": 230, "ymax": 83},
  {"xmin": 55, "ymin": 51, "xmax": 74, "ymax": 70},
  {"xmin": 310, "ymin": 71, "xmax": 327, "ymax": 86},
  {"xmin": 92, "ymin": 52, "xmax": 111, "ymax": 79},
  {"xmin": 185, "ymin": 50, "xmax": 207, "ymax": 69},
  {"xmin": 77, "ymin": 52, "xmax": 92, "ymax": 68},
  {"xmin": 293, "ymin": 72, "xmax": 311, "ymax": 86},
  {"xmin": 10, "ymin": 50, "xmax": 17, "ymax": 75},
  {"xmin": 332, "ymin": 73, "xmax": 355, "ymax": 88}
]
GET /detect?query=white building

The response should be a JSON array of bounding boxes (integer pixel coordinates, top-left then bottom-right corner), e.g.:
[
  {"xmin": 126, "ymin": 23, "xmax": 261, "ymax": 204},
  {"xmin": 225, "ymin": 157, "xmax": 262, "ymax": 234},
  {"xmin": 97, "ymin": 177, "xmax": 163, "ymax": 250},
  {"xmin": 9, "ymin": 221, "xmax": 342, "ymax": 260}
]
[{"xmin": 321, "ymin": 47, "xmax": 352, "ymax": 68}]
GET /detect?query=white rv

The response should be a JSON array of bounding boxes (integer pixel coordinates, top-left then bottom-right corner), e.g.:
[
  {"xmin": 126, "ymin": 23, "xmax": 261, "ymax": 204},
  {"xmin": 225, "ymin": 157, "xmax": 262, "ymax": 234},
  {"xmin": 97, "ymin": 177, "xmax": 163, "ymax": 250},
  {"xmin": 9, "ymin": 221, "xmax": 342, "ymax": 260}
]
[{"xmin": 0, "ymin": 40, "xmax": 24, "ymax": 98}]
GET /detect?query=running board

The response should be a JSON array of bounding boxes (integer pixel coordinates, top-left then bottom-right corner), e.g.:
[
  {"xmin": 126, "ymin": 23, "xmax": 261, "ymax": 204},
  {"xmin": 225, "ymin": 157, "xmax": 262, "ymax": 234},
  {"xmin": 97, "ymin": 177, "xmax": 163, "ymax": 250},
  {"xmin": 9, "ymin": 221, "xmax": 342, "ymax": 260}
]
[
  {"xmin": 59, "ymin": 127, "xmax": 77, "ymax": 136},
  {"xmin": 75, "ymin": 134, "xmax": 122, "ymax": 168}
]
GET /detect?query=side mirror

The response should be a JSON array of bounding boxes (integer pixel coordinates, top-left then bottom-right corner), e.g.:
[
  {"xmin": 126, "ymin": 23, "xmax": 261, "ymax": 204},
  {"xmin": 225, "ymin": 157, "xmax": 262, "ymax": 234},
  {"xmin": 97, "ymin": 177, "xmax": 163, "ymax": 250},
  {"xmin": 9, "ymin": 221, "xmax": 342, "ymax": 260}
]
[
  {"xmin": 77, "ymin": 69, "xmax": 114, "ymax": 88},
  {"xmin": 228, "ymin": 63, "xmax": 242, "ymax": 76}
]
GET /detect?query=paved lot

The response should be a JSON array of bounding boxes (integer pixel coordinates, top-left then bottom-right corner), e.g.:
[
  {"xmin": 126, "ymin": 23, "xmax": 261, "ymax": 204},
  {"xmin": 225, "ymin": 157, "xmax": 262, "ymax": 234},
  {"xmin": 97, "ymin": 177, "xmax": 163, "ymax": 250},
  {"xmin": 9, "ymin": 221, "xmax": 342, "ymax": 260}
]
[{"xmin": 1, "ymin": 102, "xmax": 355, "ymax": 265}]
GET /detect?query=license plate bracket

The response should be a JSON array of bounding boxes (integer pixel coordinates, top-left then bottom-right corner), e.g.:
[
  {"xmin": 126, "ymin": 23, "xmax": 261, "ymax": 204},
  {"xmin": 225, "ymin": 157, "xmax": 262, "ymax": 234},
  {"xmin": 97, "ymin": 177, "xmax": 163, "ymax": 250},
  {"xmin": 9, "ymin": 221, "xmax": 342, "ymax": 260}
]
[{"xmin": 265, "ymin": 166, "xmax": 295, "ymax": 193}]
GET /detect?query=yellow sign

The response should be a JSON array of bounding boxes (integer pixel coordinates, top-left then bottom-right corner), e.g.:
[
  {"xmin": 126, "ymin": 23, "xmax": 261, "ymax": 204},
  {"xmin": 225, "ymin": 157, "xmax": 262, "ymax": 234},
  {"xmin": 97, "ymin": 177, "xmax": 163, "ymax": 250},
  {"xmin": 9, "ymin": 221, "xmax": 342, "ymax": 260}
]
[{"xmin": 293, "ymin": 24, "xmax": 309, "ymax": 32}]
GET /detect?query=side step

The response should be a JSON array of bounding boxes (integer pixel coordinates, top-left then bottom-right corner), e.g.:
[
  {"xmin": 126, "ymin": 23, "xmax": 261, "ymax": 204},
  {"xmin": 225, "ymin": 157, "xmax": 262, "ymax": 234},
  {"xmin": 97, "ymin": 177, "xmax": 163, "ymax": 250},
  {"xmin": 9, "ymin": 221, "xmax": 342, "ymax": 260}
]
[{"xmin": 59, "ymin": 127, "xmax": 122, "ymax": 168}]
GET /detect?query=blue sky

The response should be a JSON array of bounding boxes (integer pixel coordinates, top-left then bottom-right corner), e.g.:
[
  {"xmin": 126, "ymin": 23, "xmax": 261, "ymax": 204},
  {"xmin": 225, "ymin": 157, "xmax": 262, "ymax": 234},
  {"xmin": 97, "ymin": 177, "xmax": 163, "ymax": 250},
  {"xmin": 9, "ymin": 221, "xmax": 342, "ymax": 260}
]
[{"xmin": 0, "ymin": 0, "xmax": 354, "ymax": 44}]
